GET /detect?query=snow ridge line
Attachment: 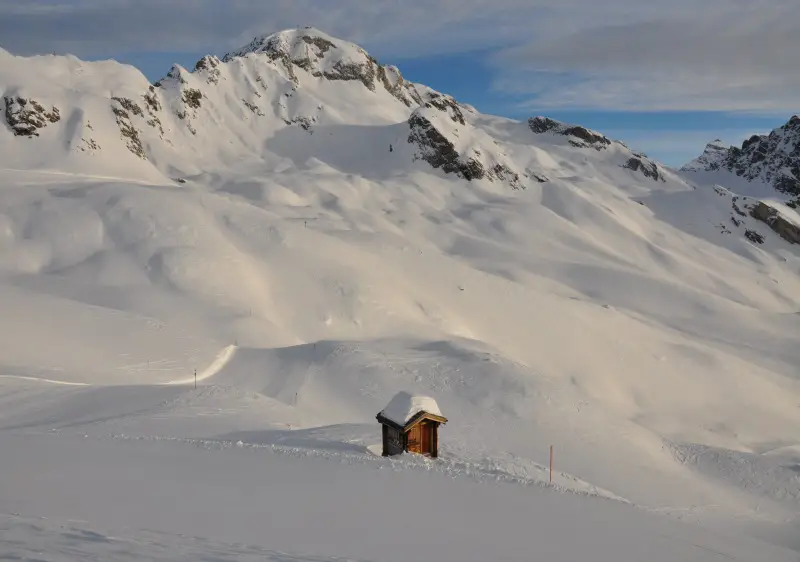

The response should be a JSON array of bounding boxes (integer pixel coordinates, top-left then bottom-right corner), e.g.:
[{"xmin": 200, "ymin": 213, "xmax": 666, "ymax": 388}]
[
  {"xmin": 103, "ymin": 432, "xmax": 631, "ymax": 505},
  {"xmin": 164, "ymin": 345, "xmax": 238, "ymax": 386},
  {"xmin": 0, "ymin": 345, "xmax": 238, "ymax": 388}
]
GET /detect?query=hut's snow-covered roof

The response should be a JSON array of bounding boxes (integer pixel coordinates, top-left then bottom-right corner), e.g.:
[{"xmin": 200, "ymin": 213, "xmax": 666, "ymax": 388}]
[{"xmin": 379, "ymin": 391, "xmax": 443, "ymax": 426}]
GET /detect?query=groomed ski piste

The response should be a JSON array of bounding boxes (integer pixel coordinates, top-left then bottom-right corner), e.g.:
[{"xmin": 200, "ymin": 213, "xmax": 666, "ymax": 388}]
[{"xmin": 1, "ymin": 27, "xmax": 799, "ymax": 562}]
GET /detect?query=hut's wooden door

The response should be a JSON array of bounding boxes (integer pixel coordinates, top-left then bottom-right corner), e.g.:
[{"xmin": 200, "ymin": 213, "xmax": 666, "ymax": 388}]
[
  {"xmin": 420, "ymin": 422, "xmax": 432, "ymax": 455},
  {"xmin": 407, "ymin": 425, "xmax": 421, "ymax": 453}
]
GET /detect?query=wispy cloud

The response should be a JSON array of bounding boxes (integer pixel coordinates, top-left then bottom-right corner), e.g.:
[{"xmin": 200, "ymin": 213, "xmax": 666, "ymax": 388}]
[
  {"xmin": 1, "ymin": 0, "xmax": 797, "ymax": 113},
  {"xmin": 0, "ymin": 0, "xmax": 548, "ymax": 57},
  {"xmin": 495, "ymin": 0, "xmax": 800, "ymax": 113}
]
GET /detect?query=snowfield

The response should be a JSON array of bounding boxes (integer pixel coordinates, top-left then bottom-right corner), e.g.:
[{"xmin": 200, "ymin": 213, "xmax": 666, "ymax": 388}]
[{"xmin": 1, "ymin": 27, "xmax": 799, "ymax": 561}]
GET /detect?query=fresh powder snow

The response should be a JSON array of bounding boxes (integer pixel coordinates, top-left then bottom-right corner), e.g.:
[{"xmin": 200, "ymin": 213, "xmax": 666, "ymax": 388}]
[
  {"xmin": 379, "ymin": 391, "xmax": 444, "ymax": 425},
  {"xmin": 0, "ymin": 26, "xmax": 799, "ymax": 562}
]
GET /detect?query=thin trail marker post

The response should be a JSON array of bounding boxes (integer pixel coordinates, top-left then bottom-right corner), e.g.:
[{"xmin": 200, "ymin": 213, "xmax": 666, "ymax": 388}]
[
  {"xmin": 194, "ymin": 369, "xmax": 197, "ymax": 389},
  {"xmin": 550, "ymin": 445, "xmax": 553, "ymax": 484}
]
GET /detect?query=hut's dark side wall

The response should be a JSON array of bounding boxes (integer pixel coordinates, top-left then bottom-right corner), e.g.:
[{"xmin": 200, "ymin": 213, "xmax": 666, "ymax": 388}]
[{"xmin": 383, "ymin": 425, "xmax": 405, "ymax": 456}]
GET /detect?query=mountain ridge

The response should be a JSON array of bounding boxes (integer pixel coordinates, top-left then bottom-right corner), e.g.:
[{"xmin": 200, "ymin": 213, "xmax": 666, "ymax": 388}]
[
  {"xmin": 1, "ymin": 26, "xmax": 670, "ymax": 191},
  {"xmin": 682, "ymin": 116, "xmax": 800, "ymax": 200}
]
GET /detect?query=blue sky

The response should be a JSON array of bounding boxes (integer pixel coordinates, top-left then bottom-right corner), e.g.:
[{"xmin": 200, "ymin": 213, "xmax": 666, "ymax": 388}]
[{"xmin": 2, "ymin": 1, "xmax": 796, "ymax": 167}]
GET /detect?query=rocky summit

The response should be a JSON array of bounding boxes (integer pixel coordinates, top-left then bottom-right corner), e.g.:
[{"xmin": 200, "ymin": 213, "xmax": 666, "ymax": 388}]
[{"xmin": 683, "ymin": 116, "xmax": 800, "ymax": 197}]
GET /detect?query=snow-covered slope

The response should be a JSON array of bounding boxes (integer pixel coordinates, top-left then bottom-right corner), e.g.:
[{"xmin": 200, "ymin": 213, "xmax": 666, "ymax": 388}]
[
  {"xmin": 1, "ymin": 27, "xmax": 799, "ymax": 561},
  {"xmin": 681, "ymin": 116, "xmax": 800, "ymax": 245},
  {"xmin": 682, "ymin": 116, "xmax": 800, "ymax": 197}
]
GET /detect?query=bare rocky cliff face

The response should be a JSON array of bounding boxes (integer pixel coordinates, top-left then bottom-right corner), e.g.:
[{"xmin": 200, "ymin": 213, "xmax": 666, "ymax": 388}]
[
  {"xmin": 683, "ymin": 116, "xmax": 800, "ymax": 198},
  {"xmin": 408, "ymin": 110, "xmax": 522, "ymax": 189},
  {"xmin": 3, "ymin": 96, "xmax": 60, "ymax": 137},
  {"xmin": 751, "ymin": 202, "xmax": 800, "ymax": 245},
  {"xmin": 682, "ymin": 116, "xmax": 800, "ymax": 244}
]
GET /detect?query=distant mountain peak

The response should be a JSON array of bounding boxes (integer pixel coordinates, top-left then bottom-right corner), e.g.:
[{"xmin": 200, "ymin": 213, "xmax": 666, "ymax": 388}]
[
  {"xmin": 682, "ymin": 116, "xmax": 800, "ymax": 196},
  {"xmin": 681, "ymin": 139, "xmax": 731, "ymax": 173}
]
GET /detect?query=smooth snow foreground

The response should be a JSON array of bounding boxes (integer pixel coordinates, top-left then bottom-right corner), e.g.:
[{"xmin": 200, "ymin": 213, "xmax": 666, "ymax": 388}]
[{"xmin": 1, "ymin": 27, "xmax": 799, "ymax": 562}]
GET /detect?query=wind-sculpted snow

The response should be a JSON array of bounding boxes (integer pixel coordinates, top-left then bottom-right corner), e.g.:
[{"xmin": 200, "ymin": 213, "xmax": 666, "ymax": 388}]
[{"xmin": 1, "ymin": 26, "xmax": 800, "ymax": 562}]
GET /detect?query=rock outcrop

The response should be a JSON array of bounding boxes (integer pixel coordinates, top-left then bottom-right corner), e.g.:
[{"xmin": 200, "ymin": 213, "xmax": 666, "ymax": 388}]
[
  {"xmin": 623, "ymin": 155, "xmax": 665, "ymax": 182},
  {"xmin": 408, "ymin": 110, "xmax": 521, "ymax": 189},
  {"xmin": 683, "ymin": 116, "xmax": 800, "ymax": 197},
  {"xmin": 3, "ymin": 96, "xmax": 60, "ymax": 137},
  {"xmin": 750, "ymin": 202, "xmax": 800, "ymax": 245},
  {"xmin": 528, "ymin": 116, "xmax": 612, "ymax": 149},
  {"xmin": 221, "ymin": 28, "xmax": 468, "ymax": 118}
]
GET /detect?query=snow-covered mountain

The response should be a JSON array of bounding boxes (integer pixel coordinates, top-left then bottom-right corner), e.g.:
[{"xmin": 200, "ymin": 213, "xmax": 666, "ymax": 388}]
[
  {"xmin": 682, "ymin": 116, "xmax": 800, "ymax": 198},
  {"xmin": 1, "ymin": 27, "xmax": 800, "ymax": 562},
  {"xmin": 1, "ymin": 27, "xmax": 676, "ymax": 192},
  {"xmin": 681, "ymin": 117, "xmax": 800, "ymax": 245}
]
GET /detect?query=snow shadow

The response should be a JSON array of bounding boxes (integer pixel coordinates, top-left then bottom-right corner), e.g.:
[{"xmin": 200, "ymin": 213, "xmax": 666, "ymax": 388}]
[{"xmin": 216, "ymin": 423, "xmax": 376, "ymax": 455}]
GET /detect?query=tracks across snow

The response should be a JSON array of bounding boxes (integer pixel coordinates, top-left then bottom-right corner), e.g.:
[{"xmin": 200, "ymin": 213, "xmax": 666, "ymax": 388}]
[
  {"xmin": 0, "ymin": 374, "xmax": 90, "ymax": 386},
  {"xmin": 164, "ymin": 345, "xmax": 238, "ymax": 386}
]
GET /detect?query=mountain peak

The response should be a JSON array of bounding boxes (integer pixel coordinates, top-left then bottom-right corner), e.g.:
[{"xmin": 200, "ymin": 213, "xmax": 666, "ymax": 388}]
[
  {"xmin": 222, "ymin": 28, "xmax": 368, "ymax": 72},
  {"xmin": 217, "ymin": 27, "xmax": 467, "ymax": 113},
  {"xmin": 681, "ymin": 139, "xmax": 730, "ymax": 173},
  {"xmin": 682, "ymin": 116, "xmax": 800, "ymax": 196}
]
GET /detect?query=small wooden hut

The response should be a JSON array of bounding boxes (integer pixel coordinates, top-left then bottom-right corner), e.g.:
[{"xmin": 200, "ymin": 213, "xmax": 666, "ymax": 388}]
[{"xmin": 376, "ymin": 392, "xmax": 447, "ymax": 458}]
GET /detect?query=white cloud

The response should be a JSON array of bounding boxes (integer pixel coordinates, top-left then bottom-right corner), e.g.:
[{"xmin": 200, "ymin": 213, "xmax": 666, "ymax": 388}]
[
  {"xmin": 0, "ymin": 0, "xmax": 551, "ymax": 57},
  {"xmin": 1, "ymin": 0, "xmax": 797, "ymax": 113},
  {"xmin": 495, "ymin": 1, "xmax": 800, "ymax": 112}
]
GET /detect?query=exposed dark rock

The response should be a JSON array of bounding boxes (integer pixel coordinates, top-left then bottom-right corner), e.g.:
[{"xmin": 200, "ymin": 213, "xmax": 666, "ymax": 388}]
[
  {"xmin": 194, "ymin": 56, "xmax": 221, "ymax": 84},
  {"xmin": 323, "ymin": 59, "xmax": 377, "ymax": 91},
  {"xmin": 488, "ymin": 163, "xmax": 522, "ymax": 189},
  {"xmin": 528, "ymin": 116, "xmax": 561, "ymax": 134},
  {"xmin": 78, "ymin": 137, "xmax": 100, "ymax": 152},
  {"xmin": 301, "ymin": 35, "xmax": 335, "ymax": 54},
  {"xmin": 242, "ymin": 100, "xmax": 265, "ymax": 116},
  {"xmin": 143, "ymin": 87, "xmax": 161, "ymax": 113},
  {"xmin": 528, "ymin": 116, "xmax": 611, "ymax": 149},
  {"xmin": 377, "ymin": 65, "xmax": 412, "ymax": 107},
  {"xmin": 182, "ymin": 88, "xmax": 203, "ymax": 110},
  {"xmin": 408, "ymin": 111, "xmax": 521, "ymax": 188},
  {"xmin": 685, "ymin": 116, "xmax": 800, "ymax": 195},
  {"xmin": 111, "ymin": 103, "xmax": 145, "ymax": 159},
  {"xmin": 4, "ymin": 96, "xmax": 61, "ymax": 137},
  {"xmin": 408, "ymin": 112, "xmax": 485, "ymax": 181},
  {"xmin": 562, "ymin": 126, "xmax": 611, "ymax": 147},
  {"xmin": 731, "ymin": 197, "xmax": 748, "ymax": 218},
  {"xmin": 111, "ymin": 97, "xmax": 143, "ymax": 117},
  {"xmin": 745, "ymin": 229, "xmax": 765, "ymax": 244},
  {"xmin": 146, "ymin": 116, "xmax": 164, "ymax": 136},
  {"xmin": 292, "ymin": 116, "xmax": 315, "ymax": 131},
  {"xmin": 424, "ymin": 92, "xmax": 465, "ymax": 125},
  {"xmin": 222, "ymin": 30, "xmax": 465, "ymax": 117},
  {"xmin": 750, "ymin": 201, "xmax": 800, "ymax": 244},
  {"xmin": 622, "ymin": 157, "xmax": 665, "ymax": 182}
]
